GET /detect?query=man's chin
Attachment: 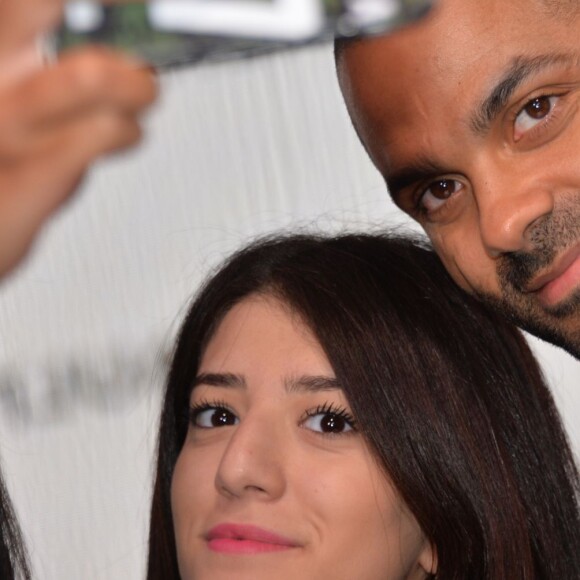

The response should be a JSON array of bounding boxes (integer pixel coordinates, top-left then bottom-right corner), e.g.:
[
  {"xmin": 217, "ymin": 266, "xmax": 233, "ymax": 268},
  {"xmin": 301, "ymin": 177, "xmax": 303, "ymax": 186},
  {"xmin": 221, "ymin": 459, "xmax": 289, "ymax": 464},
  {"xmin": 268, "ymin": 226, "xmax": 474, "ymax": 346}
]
[
  {"xmin": 474, "ymin": 290, "xmax": 580, "ymax": 361},
  {"xmin": 516, "ymin": 320, "xmax": 580, "ymax": 360},
  {"xmin": 540, "ymin": 289, "xmax": 580, "ymax": 319}
]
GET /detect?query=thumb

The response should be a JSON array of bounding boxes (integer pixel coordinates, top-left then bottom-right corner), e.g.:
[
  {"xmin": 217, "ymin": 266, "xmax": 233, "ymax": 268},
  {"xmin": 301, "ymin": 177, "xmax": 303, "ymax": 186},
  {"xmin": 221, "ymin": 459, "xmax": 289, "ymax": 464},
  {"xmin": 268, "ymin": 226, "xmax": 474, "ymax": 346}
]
[
  {"xmin": 0, "ymin": 0, "xmax": 62, "ymax": 56},
  {"xmin": 0, "ymin": 0, "xmax": 63, "ymax": 87}
]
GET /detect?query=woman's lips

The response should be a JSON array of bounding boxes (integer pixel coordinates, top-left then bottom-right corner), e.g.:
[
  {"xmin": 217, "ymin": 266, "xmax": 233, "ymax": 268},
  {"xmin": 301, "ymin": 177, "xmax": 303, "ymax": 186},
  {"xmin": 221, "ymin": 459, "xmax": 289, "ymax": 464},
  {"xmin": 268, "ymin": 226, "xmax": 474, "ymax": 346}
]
[{"xmin": 206, "ymin": 523, "xmax": 300, "ymax": 554}]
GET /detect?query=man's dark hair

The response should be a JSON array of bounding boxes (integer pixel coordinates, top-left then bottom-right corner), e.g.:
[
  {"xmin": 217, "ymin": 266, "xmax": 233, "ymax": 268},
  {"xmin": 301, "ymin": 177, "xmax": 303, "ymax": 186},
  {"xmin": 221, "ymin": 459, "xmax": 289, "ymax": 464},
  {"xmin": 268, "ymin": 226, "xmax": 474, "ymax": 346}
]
[
  {"xmin": 147, "ymin": 231, "xmax": 580, "ymax": 579},
  {"xmin": 333, "ymin": 36, "xmax": 358, "ymax": 66}
]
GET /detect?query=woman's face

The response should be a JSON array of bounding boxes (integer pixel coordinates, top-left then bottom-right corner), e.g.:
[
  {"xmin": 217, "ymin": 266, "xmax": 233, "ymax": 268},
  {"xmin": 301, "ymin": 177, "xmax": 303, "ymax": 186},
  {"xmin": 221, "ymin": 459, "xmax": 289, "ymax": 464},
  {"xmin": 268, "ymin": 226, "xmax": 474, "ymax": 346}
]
[{"xmin": 171, "ymin": 294, "xmax": 433, "ymax": 580}]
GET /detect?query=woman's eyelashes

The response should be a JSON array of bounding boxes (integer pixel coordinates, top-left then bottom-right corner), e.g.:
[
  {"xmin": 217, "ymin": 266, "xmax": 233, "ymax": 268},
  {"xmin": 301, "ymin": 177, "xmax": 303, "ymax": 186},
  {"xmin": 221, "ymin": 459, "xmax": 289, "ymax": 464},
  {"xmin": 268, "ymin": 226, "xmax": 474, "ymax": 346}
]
[
  {"xmin": 188, "ymin": 399, "xmax": 357, "ymax": 436},
  {"xmin": 300, "ymin": 403, "xmax": 357, "ymax": 436},
  {"xmin": 189, "ymin": 400, "xmax": 238, "ymax": 429}
]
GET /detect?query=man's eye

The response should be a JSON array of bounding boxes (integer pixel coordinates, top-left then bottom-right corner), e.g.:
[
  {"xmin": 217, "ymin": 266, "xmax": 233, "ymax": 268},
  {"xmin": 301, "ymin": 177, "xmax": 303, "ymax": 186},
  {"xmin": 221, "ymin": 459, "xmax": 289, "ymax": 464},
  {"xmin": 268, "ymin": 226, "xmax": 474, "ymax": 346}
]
[
  {"xmin": 419, "ymin": 179, "xmax": 463, "ymax": 214},
  {"xmin": 190, "ymin": 405, "xmax": 239, "ymax": 428},
  {"xmin": 302, "ymin": 410, "xmax": 355, "ymax": 435},
  {"xmin": 514, "ymin": 95, "xmax": 557, "ymax": 139}
]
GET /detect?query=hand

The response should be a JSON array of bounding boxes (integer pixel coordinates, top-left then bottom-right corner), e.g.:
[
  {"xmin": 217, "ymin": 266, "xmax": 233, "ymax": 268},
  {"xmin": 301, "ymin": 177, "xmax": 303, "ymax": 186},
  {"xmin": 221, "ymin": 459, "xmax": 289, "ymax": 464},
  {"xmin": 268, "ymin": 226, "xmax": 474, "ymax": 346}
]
[{"xmin": 0, "ymin": 0, "xmax": 158, "ymax": 278}]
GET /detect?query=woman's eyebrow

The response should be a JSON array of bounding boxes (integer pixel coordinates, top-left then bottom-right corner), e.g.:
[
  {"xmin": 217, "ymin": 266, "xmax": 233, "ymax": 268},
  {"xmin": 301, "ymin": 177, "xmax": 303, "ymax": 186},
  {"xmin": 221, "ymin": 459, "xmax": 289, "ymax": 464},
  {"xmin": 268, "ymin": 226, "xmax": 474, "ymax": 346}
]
[
  {"xmin": 285, "ymin": 375, "xmax": 341, "ymax": 394},
  {"xmin": 191, "ymin": 373, "xmax": 340, "ymax": 393},
  {"xmin": 470, "ymin": 52, "xmax": 578, "ymax": 135},
  {"xmin": 193, "ymin": 372, "xmax": 246, "ymax": 389}
]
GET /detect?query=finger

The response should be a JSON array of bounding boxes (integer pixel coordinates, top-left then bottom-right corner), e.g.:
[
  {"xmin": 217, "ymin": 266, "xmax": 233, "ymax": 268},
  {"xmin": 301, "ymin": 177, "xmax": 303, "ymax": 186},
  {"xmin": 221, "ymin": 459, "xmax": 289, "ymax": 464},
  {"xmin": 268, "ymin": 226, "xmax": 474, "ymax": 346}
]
[
  {"xmin": 0, "ymin": 107, "xmax": 144, "ymax": 276},
  {"xmin": 0, "ymin": 0, "xmax": 62, "ymax": 87},
  {"xmin": 0, "ymin": 0, "xmax": 62, "ymax": 56},
  {"xmin": 4, "ymin": 108, "xmax": 144, "ymax": 215},
  {"xmin": 0, "ymin": 48, "xmax": 157, "ymax": 159},
  {"xmin": 0, "ymin": 46, "xmax": 157, "ymax": 128},
  {"xmin": 0, "ymin": 43, "xmax": 45, "ymax": 89}
]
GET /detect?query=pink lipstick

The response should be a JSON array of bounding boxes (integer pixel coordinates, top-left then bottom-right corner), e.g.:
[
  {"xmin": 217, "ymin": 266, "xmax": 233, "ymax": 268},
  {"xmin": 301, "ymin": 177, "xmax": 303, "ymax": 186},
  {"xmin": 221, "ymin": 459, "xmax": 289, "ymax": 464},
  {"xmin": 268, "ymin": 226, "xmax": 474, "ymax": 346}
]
[{"xmin": 206, "ymin": 523, "xmax": 299, "ymax": 554}]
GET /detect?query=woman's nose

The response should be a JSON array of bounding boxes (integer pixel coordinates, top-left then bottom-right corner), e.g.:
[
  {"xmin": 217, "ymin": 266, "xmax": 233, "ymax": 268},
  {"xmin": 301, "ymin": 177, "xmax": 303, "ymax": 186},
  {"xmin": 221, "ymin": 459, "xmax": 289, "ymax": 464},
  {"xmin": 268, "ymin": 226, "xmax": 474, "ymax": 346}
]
[{"xmin": 214, "ymin": 412, "xmax": 287, "ymax": 501}]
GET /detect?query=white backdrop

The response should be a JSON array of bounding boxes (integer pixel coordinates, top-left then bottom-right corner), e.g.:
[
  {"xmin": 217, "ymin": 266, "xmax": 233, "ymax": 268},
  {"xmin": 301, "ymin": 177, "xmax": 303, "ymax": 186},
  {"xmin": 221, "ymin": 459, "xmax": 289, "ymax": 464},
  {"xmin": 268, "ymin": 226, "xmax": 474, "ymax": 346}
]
[{"xmin": 0, "ymin": 43, "xmax": 578, "ymax": 579}]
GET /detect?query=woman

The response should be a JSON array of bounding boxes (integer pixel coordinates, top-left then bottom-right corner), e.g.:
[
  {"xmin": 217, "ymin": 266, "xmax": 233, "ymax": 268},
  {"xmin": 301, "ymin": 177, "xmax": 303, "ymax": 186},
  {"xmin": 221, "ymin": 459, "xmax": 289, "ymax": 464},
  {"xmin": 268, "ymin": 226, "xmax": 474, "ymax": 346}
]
[
  {"xmin": 147, "ymin": 232, "xmax": 580, "ymax": 579},
  {"xmin": 0, "ymin": 466, "xmax": 30, "ymax": 579}
]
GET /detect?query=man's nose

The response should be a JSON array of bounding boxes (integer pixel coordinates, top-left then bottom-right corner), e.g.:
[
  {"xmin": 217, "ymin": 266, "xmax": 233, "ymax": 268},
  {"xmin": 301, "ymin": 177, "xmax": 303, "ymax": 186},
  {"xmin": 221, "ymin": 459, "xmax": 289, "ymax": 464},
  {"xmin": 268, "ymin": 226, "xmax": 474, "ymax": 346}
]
[
  {"xmin": 475, "ymin": 166, "xmax": 554, "ymax": 257},
  {"xmin": 214, "ymin": 412, "xmax": 287, "ymax": 501}
]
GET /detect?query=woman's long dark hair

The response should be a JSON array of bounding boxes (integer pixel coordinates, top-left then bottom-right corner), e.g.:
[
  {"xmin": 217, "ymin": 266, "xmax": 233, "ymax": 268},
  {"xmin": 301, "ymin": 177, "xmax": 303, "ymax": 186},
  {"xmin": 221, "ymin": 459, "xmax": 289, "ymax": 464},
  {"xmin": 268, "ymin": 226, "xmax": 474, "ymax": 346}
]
[
  {"xmin": 0, "ymin": 464, "xmax": 30, "ymax": 579},
  {"xmin": 147, "ymin": 232, "xmax": 580, "ymax": 579}
]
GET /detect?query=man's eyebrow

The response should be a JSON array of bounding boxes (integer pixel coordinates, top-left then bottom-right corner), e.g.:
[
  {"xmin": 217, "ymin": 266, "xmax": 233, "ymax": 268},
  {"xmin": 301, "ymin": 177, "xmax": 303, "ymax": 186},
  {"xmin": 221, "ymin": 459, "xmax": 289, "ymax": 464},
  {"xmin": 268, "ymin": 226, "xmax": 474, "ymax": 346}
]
[
  {"xmin": 285, "ymin": 375, "xmax": 341, "ymax": 394},
  {"xmin": 193, "ymin": 372, "xmax": 246, "ymax": 389},
  {"xmin": 471, "ymin": 53, "xmax": 578, "ymax": 135}
]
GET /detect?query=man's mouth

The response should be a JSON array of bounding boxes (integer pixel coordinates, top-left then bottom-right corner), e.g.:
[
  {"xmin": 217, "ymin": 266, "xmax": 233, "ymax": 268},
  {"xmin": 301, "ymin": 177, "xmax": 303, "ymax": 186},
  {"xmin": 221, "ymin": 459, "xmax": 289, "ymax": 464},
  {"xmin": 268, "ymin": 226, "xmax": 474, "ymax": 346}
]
[{"xmin": 525, "ymin": 243, "xmax": 580, "ymax": 308}]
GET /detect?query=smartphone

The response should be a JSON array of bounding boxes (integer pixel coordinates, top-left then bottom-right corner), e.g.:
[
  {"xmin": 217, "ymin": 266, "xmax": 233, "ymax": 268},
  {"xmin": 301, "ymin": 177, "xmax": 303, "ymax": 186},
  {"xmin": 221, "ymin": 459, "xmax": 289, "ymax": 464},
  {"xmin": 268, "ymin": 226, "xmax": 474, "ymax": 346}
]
[{"xmin": 46, "ymin": 0, "xmax": 433, "ymax": 69}]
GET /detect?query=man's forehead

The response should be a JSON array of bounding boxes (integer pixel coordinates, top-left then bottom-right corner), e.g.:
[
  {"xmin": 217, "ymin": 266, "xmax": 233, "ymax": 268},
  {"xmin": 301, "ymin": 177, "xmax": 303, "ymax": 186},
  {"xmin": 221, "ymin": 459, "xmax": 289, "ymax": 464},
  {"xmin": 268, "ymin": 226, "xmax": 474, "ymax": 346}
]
[
  {"xmin": 338, "ymin": 0, "xmax": 580, "ymax": 87},
  {"xmin": 337, "ymin": 0, "xmax": 580, "ymax": 162}
]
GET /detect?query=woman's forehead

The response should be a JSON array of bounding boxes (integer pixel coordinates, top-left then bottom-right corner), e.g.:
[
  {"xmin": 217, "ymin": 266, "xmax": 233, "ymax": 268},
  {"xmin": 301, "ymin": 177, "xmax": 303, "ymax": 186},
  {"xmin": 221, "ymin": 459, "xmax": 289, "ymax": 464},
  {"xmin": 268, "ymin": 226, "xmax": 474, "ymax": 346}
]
[{"xmin": 199, "ymin": 294, "xmax": 332, "ymax": 378}]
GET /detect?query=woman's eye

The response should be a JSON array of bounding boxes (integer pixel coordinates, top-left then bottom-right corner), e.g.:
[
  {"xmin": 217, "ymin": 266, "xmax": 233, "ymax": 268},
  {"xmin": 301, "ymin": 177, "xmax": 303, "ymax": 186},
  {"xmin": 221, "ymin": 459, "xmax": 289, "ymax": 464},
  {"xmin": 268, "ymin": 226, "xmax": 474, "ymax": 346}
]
[
  {"xmin": 419, "ymin": 179, "xmax": 463, "ymax": 214},
  {"xmin": 191, "ymin": 406, "xmax": 239, "ymax": 429},
  {"xmin": 514, "ymin": 95, "xmax": 557, "ymax": 139},
  {"xmin": 303, "ymin": 412, "xmax": 354, "ymax": 434}
]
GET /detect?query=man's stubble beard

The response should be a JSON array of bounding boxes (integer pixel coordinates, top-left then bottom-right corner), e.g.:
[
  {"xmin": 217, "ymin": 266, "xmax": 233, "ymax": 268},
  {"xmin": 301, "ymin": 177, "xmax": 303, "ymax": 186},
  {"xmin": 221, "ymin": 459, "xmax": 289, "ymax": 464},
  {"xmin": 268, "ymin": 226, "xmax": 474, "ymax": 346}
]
[
  {"xmin": 475, "ymin": 193, "xmax": 580, "ymax": 359},
  {"xmin": 474, "ymin": 287, "xmax": 580, "ymax": 359}
]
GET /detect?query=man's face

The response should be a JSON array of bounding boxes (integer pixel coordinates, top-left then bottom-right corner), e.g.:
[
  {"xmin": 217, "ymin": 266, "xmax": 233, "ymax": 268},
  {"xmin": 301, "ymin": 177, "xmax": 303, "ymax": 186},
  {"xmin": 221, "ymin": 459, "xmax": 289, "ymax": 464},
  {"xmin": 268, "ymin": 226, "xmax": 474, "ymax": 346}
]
[{"xmin": 337, "ymin": 0, "xmax": 580, "ymax": 358}]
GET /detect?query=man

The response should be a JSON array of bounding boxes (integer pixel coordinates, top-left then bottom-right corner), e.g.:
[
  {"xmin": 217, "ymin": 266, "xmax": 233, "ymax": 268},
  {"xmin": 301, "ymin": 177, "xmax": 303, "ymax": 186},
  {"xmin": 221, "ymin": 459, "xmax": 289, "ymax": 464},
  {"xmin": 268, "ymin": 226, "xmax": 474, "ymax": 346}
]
[
  {"xmin": 335, "ymin": 0, "xmax": 580, "ymax": 358},
  {"xmin": 0, "ymin": 0, "xmax": 157, "ymax": 278}
]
